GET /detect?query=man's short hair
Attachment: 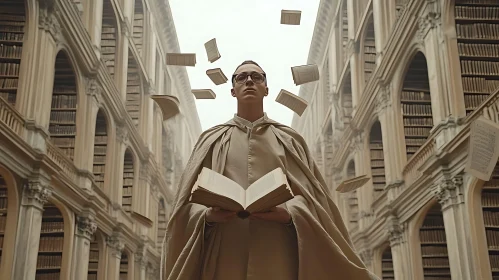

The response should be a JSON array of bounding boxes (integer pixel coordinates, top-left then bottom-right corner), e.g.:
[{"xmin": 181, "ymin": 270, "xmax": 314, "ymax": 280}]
[{"xmin": 232, "ymin": 60, "xmax": 267, "ymax": 85}]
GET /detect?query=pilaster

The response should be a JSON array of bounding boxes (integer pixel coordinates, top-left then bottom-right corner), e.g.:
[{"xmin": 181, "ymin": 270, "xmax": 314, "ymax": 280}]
[
  {"xmin": 13, "ymin": 179, "xmax": 53, "ymax": 280},
  {"xmin": 112, "ymin": 123, "xmax": 128, "ymax": 205},
  {"xmin": 433, "ymin": 174, "xmax": 476, "ymax": 280},
  {"xmin": 359, "ymin": 248, "xmax": 374, "ymax": 272},
  {"xmin": 115, "ymin": 20, "xmax": 130, "ymax": 101},
  {"xmin": 372, "ymin": 0, "xmax": 396, "ymax": 62},
  {"xmin": 134, "ymin": 245, "xmax": 148, "ymax": 280},
  {"xmin": 137, "ymin": 159, "xmax": 151, "ymax": 217},
  {"xmin": 71, "ymin": 213, "xmax": 98, "ymax": 280},
  {"xmin": 386, "ymin": 214, "xmax": 413, "ymax": 280},
  {"xmin": 82, "ymin": 0, "xmax": 103, "ymax": 52},
  {"xmin": 106, "ymin": 234, "xmax": 125, "ymax": 280}
]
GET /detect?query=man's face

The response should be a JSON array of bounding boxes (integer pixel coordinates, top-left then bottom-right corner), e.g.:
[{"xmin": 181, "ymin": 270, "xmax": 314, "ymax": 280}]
[{"xmin": 231, "ymin": 64, "xmax": 268, "ymax": 103}]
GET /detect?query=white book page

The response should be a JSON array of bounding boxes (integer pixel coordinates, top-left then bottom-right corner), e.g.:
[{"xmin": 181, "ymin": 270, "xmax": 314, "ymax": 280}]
[
  {"xmin": 198, "ymin": 168, "xmax": 245, "ymax": 205},
  {"xmin": 276, "ymin": 90, "xmax": 308, "ymax": 116},
  {"xmin": 204, "ymin": 38, "xmax": 221, "ymax": 63},
  {"xmin": 245, "ymin": 168, "xmax": 285, "ymax": 208},
  {"xmin": 465, "ymin": 117, "xmax": 499, "ymax": 181},
  {"xmin": 292, "ymin": 64, "xmax": 319, "ymax": 85}
]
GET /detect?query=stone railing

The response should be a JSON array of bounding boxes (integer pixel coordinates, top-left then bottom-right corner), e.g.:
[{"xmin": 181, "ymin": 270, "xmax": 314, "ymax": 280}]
[
  {"xmin": 46, "ymin": 141, "xmax": 78, "ymax": 181},
  {"xmin": 0, "ymin": 98, "xmax": 25, "ymax": 137},
  {"xmin": 402, "ymin": 136, "xmax": 436, "ymax": 186}
]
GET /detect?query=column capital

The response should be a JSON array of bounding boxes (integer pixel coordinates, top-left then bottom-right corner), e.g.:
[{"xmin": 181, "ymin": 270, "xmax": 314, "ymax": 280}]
[
  {"xmin": 38, "ymin": 0, "xmax": 61, "ymax": 43},
  {"xmin": 85, "ymin": 77, "xmax": 103, "ymax": 106},
  {"xmin": 375, "ymin": 84, "xmax": 391, "ymax": 115},
  {"xmin": 359, "ymin": 249, "xmax": 373, "ymax": 267},
  {"xmin": 116, "ymin": 123, "xmax": 129, "ymax": 144},
  {"xmin": 106, "ymin": 235, "xmax": 125, "ymax": 259},
  {"xmin": 76, "ymin": 215, "xmax": 97, "ymax": 239},
  {"xmin": 433, "ymin": 174, "xmax": 464, "ymax": 210},
  {"xmin": 417, "ymin": 0, "xmax": 441, "ymax": 42},
  {"xmin": 24, "ymin": 180, "xmax": 52, "ymax": 208},
  {"xmin": 386, "ymin": 214, "xmax": 405, "ymax": 246},
  {"xmin": 120, "ymin": 18, "xmax": 131, "ymax": 37},
  {"xmin": 139, "ymin": 161, "xmax": 151, "ymax": 182}
]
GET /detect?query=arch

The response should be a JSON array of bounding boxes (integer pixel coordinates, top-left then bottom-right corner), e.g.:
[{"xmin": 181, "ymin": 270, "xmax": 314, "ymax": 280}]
[
  {"xmin": 398, "ymin": 51, "xmax": 434, "ymax": 161},
  {"xmin": 340, "ymin": 72, "xmax": 353, "ymax": 126},
  {"xmin": 101, "ymin": 0, "xmax": 119, "ymax": 78},
  {"xmin": 0, "ymin": 0, "xmax": 27, "ymax": 107},
  {"xmin": 345, "ymin": 159, "xmax": 358, "ymax": 229},
  {"xmin": 93, "ymin": 109, "xmax": 109, "ymax": 189},
  {"xmin": 88, "ymin": 230, "xmax": 105, "ymax": 279},
  {"xmin": 157, "ymin": 198, "xmax": 167, "ymax": 249},
  {"xmin": 133, "ymin": 0, "xmax": 145, "ymax": 56},
  {"xmin": 0, "ymin": 166, "xmax": 19, "ymax": 277},
  {"xmin": 379, "ymin": 243, "xmax": 394, "ymax": 280},
  {"xmin": 126, "ymin": 50, "xmax": 143, "ymax": 128},
  {"xmin": 360, "ymin": 13, "xmax": 376, "ymax": 85},
  {"xmin": 122, "ymin": 148, "xmax": 135, "ymax": 213},
  {"xmin": 49, "ymin": 51, "xmax": 79, "ymax": 161},
  {"xmin": 369, "ymin": 120, "xmax": 386, "ymax": 198}
]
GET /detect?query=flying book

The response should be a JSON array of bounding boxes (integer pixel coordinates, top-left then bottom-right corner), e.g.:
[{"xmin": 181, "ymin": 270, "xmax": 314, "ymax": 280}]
[
  {"xmin": 166, "ymin": 53, "xmax": 196, "ymax": 66},
  {"xmin": 204, "ymin": 38, "xmax": 221, "ymax": 63},
  {"xmin": 192, "ymin": 89, "xmax": 216, "ymax": 99},
  {"xmin": 206, "ymin": 68, "xmax": 228, "ymax": 85},
  {"xmin": 189, "ymin": 167, "xmax": 294, "ymax": 219},
  {"xmin": 335, "ymin": 175, "xmax": 370, "ymax": 193},
  {"xmin": 275, "ymin": 89, "xmax": 308, "ymax": 116},
  {"xmin": 465, "ymin": 116, "xmax": 499, "ymax": 181},
  {"xmin": 150, "ymin": 95, "xmax": 180, "ymax": 120},
  {"xmin": 281, "ymin": 10, "xmax": 302, "ymax": 25},
  {"xmin": 291, "ymin": 64, "xmax": 320, "ymax": 86}
]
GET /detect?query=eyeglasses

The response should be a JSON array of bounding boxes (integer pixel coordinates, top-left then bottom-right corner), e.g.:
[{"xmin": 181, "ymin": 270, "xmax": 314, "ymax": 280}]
[{"xmin": 232, "ymin": 72, "xmax": 266, "ymax": 85}]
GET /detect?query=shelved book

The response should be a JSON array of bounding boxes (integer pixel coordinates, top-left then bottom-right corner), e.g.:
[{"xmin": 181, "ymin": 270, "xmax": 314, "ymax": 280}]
[
  {"xmin": 275, "ymin": 89, "xmax": 308, "ymax": 116},
  {"xmin": 280, "ymin": 10, "xmax": 302, "ymax": 25},
  {"xmin": 189, "ymin": 167, "xmax": 294, "ymax": 219},
  {"xmin": 206, "ymin": 68, "xmax": 228, "ymax": 85},
  {"xmin": 465, "ymin": 116, "xmax": 499, "ymax": 181},
  {"xmin": 291, "ymin": 64, "xmax": 319, "ymax": 86},
  {"xmin": 204, "ymin": 38, "xmax": 221, "ymax": 63},
  {"xmin": 335, "ymin": 175, "xmax": 370, "ymax": 193},
  {"xmin": 192, "ymin": 89, "xmax": 216, "ymax": 99},
  {"xmin": 166, "ymin": 53, "xmax": 196, "ymax": 66},
  {"xmin": 150, "ymin": 95, "xmax": 180, "ymax": 120}
]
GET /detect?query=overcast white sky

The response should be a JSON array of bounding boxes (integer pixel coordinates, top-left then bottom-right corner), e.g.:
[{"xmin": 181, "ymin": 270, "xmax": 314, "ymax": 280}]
[{"xmin": 169, "ymin": 0, "xmax": 320, "ymax": 131}]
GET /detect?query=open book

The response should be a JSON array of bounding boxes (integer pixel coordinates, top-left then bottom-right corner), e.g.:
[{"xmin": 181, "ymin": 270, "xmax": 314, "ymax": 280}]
[
  {"xmin": 166, "ymin": 53, "xmax": 197, "ymax": 66},
  {"xmin": 335, "ymin": 175, "xmax": 370, "ymax": 193},
  {"xmin": 204, "ymin": 38, "xmax": 221, "ymax": 63},
  {"xmin": 189, "ymin": 167, "xmax": 294, "ymax": 218},
  {"xmin": 150, "ymin": 95, "xmax": 180, "ymax": 120},
  {"xmin": 275, "ymin": 89, "xmax": 308, "ymax": 116},
  {"xmin": 206, "ymin": 68, "xmax": 228, "ymax": 85},
  {"xmin": 291, "ymin": 64, "xmax": 320, "ymax": 86},
  {"xmin": 281, "ymin": 10, "xmax": 302, "ymax": 25},
  {"xmin": 465, "ymin": 116, "xmax": 499, "ymax": 181},
  {"xmin": 192, "ymin": 89, "xmax": 216, "ymax": 99}
]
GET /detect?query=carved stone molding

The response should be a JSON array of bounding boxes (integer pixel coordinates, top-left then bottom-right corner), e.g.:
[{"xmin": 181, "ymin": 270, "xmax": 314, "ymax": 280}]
[
  {"xmin": 76, "ymin": 215, "xmax": 97, "ymax": 239},
  {"xmin": 116, "ymin": 124, "xmax": 129, "ymax": 144},
  {"xmin": 85, "ymin": 78, "xmax": 103, "ymax": 105},
  {"xmin": 386, "ymin": 214, "xmax": 404, "ymax": 246},
  {"xmin": 39, "ymin": 0, "xmax": 61, "ymax": 43},
  {"xmin": 120, "ymin": 18, "xmax": 130, "ymax": 37},
  {"xmin": 106, "ymin": 235, "xmax": 125, "ymax": 259},
  {"xmin": 433, "ymin": 174, "xmax": 464, "ymax": 210},
  {"xmin": 375, "ymin": 85, "xmax": 391, "ymax": 115},
  {"xmin": 417, "ymin": 0, "xmax": 441, "ymax": 42},
  {"xmin": 139, "ymin": 162, "xmax": 151, "ymax": 182},
  {"xmin": 359, "ymin": 249, "xmax": 373, "ymax": 266},
  {"xmin": 25, "ymin": 180, "xmax": 52, "ymax": 207}
]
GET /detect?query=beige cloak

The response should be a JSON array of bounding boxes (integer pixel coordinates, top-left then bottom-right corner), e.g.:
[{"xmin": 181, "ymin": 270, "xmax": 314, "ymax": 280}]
[{"xmin": 164, "ymin": 115, "xmax": 378, "ymax": 280}]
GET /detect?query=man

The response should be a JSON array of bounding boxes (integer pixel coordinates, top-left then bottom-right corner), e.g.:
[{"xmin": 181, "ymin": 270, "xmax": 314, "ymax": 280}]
[{"xmin": 164, "ymin": 60, "xmax": 377, "ymax": 280}]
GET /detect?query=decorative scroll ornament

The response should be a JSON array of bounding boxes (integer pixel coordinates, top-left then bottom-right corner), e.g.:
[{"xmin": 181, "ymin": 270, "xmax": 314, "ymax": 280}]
[
  {"xmin": 39, "ymin": 0, "xmax": 61, "ymax": 43},
  {"xmin": 26, "ymin": 181, "xmax": 52, "ymax": 206},
  {"xmin": 417, "ymin": 0, "xmax": 441, "ymax": 42},
  {"xmin": 106, "ymin": 235, "xmax": 125, "ymax": 258},
  {"xmin": 433, "ymin": 174, "xmax": 464, "ymax": 210},
  {"xmin": 85, "ymin": 78, "xmax": 103, "ymax": 105},
  {"xmin": 77, "ymin": 216, "xmax": 97, "ymax": 238},
  {"xmin": 386, "ymin": 214, "xmax": 404, "ymax": 246},
  {"xmin": 116, "ymin": 123, "xmax": 129, "ymax": 144}
]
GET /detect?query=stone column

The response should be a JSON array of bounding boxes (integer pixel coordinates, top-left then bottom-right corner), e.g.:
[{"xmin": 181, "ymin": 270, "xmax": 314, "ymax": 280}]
[
  {"xmin": 386, "ymin": 214, "xmax": 413, "ymax": 280},
  {"xmin": 106, "ymin": 234, "xmax": 125, "ymax": 280},
  {"xmin": 72, "ymin": 214, "xmax": 97, "ymax": 280},
  {"xmin": 134, "ymin": 247, "xmax": 147, "ymax": 280},
  {"xmin": 112, "ymin": 123, "xmax": 128, "ymax": 205},
  {"xmin": 434, "ymin": 174, "xmax": 477, "ymax": 280},
  {"xmin": 13, "ymin": 180, "xmax": 52, "ymax": 280},
  {"xmin": 372, "ymin": 0, "xmax": 396, "ymax": 63},
  {"xmin": 115, "ymin": 20, "xmax": 130, "ymax": 100}
]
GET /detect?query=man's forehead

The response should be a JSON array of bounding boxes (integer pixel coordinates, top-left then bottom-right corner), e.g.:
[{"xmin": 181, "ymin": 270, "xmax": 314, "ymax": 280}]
[{"xmin": 234, "ymin": 64, "xmax": 264, "ymax": 74}]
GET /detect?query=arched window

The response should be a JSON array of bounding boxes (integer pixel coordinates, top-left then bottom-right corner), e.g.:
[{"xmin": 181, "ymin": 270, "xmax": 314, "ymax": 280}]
[
  {"xmin": 101, "ymin": 0, "xmax": 118, "ymax": 78},
  {"xmin": 341, "ymin": 73, "xmax": 353, "ymax": 126},
  {"xmin": 120, "ymin": 251, "xmax": 129, "ymax": 279},
  {"xmin": 93, "ymin": 110, "xmax": 108, "ymax": 188},
  {"xmin": 381, "ymin": 244, "xmax": 394, "ymax": 280},
  {"xmin": 0, "ymin": 0, "xmax": 26, "ymax": 106},
  {"xmin": 126, "ymin": 52, "xmax": 142, "ymax": 128},
  {"xmin": 133, "ymin": 0, "xmax": 144, "ymax": 56},
  {"xmin": 36, "ymin": 203, "xmax": 65, "ymax": 279},
  {"xmin": 157, "ymin": 199, "xmax": 167, "ymax": 249},
  {"xmin": 87, "ymin": 232, "xmax": 102, "ymax": 280},
  {"xmin": 340, "ymin": 1, "xmax": 349, "ymax": 64},
  {"xmin": 362, "ymin": 16, "xmax": 376, "ymax": 84},
  {"xmin": 369, "ymin": 121, "xmax": 386, "ymax": 198},
  {"xmin": 49, "ymin": 52, "xmax": 78, "ymax": 161},
  {"xmin": 122, "ymin": 149, "xmax": 135, "ymax": 213},
  {"xmin": 400, "ymin": 52, "xmax": 433, "ymax": 160}
]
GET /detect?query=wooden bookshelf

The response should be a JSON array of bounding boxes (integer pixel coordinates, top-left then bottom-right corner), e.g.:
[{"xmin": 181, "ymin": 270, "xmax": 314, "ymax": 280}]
[
  {"xmin": 49, "ymin": 53, "xmax": 78, "ymax": 161},
  {"xmin": 341, "ymin": 2, "xmax": 349, "ymax": 64},
  {"xmin": 101, "ymin": 0, "xmax": 117, "ymax": 78},
  {"xmin": 363, "ymin": 20, "xmax": 376, "ymax": 84},
  {"xmin": 122, "ymin": 150, "xmax": 134, "ymax": 213},
  {"xmin": 382, "ymin": 246, "xmax": 395, "ymax": 280},
  {"xmin": 157, "ymin": 199, "xmax": 166, "ymax": 249},
  {"xmin": 419, "ymin": 204, "xmax": 451, "ymax": 280},
  {"xmin": 120, "ymin": 252, "xmax": 128, "ymax": 280},
  {"xmin": 0, "ymin": 176, "xmax": 7, "ymax": 266},
  {"xmin": 93, "ymin": 111, "xmax": 107, "ymax": 189},
  {"xmin": 133, "ymin": 0, "xmax": 144, "ymax": 57},
  {"xmin": 401, "ymin": 52, "xmax": 433, "ymax": 160},
  {"xmin": 87, "ymin": 234, "xmax": 99, "ymax": 280},
  {"xmin": 346, "ymin": 161, "xmax": 358, "ymax": 226},
  {"xmin": 370, "ymin": 121, "xmax": 386, "ymax": 197},
  {"xmin": 126, "ymin": 53, "xmax": 141, "ymax": 128},
  {"xmin": 455, "ymin": 0, "xmax": 499, "ymax": 116},
  {"xmin": 0, "ymin": 0, "xmax": 25, "ymax": 106},
  {"xmin": 482, "ymin": 164, "xmax": 499, "ymax": 279},
  {"xmin": 36, "ymin": 203, "xmax": 64, "ymax": 280},
  {"xmin": 342, "ymin": 73, "xmax": 353, "ymax": 125}
]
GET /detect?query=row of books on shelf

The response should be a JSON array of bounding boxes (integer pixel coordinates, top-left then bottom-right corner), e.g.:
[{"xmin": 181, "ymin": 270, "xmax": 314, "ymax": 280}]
[
  {"xmin": 371, "ymin": 168, "xmax": 385, "ymax": 176},
  {"xmin": 49, "ymin": 125, "xmax": 75, "ymax": 135},
  {"xmin": 102, "ymin": 27, "xmax": 117, "ymax": 34},
  {"xmin": 482, "ymin": 194, "xmax": 499, "ymax": 207},
  {"xmin": 382, "ymin": 262, "xmax": 393, "ymax": 269},
  {"xmin": 51, "ymin": 137, "xmax": 74, "ymax": 147},
  {"xmin": 485, "ymin": 230, "xmax": 499, "ymax": 247},
  {"xmin": 372, "ymin": 177, "xmax": 385, "ymax": 184},
  {"xmin": 406, "ymin": 138, "xmax": 427, "ymax": 146},
  {"xmin": 122, "ymin": 178, "xmax": 133, "ymax": 186},
  {"xmin": 0, "ymin": 15, "xmax": 26, "ymax": 22},
  {"xmin": 401, "ymin": 91, "xmax": 431, "ymax": 101},
  {"xmin": 364, "ymin": 63, "xmax": 376, "ymax": 71},
  {"xmin": 421, "ymin": 245, "xmax": 448, "ymax": 256},
  {"xmin": 404, "ymin": 117, "xmax": 433, "ymax": 126},
  {"xmin": 422, "ymin": 217, "xmax": 445, "ymax": 228},
  {"xmin": 456, "ymin": 0, "xmax": 498, "ymax": 5},
  {"xmin": 456, "ymin": 23, "xmax": 499, "ymax": 39},
  {"xmin": 57, "ymin": 147, "xmax": 73, "ymax": 159},
  {"xmin": 369, "ymin": 142, "xmax": 383, "ymax": 149},
  {"xmin": 404, "ymin": 127, "xmax": 432, "ymax": 136},
  {"xmin": 89, "ymin": 250, "xmax": 99, "ymax": 260},
  {"xmin": 422, "ymin": 269, "xmax": 451, "ymax": 277},
  {"xmin": 459, "ymin": 43, "xmax": 499, "ymax": 57},
  {"xmin": 423, "ymin": 258, "xmax": 450, "ymax": 267},
  {"xmin": 407, "ymin": 146, "xmax": 420, "ymax": 153},
  {"xmin": 460, "ymin": 60, "xmax": 499, "ymax": 76},
  {"xmin": 93, "ymin": 165, "xmax": 105, "ymax": 173},
  {"xmin": 0, "ymin": 31, "xmax": 23, "ymax": 43},
  {"xmin": 51, "ymin": 95, "xmax": 77, "ymax": 109},
  {"xmin": 364, "ymin": 53, "xmax": 376, "ymax": 62},
  {"xmin": 123, "ymin": 186, "xmax": 133, "ymax": 196},
  {"xmin": 49, "ymin": 111, "xmax": 76, "ymax": 123},
  {"xmin": 0, "ymin": 45, "xmax": 21, "ymax": 58},
  {"xmin": 0, "ymin": 26, "xmax": 24, "ymax": 33},
  {"xmin": 371, "ymin": 160, "xmax": 384, "ymax": 167},
  {"xmin": 455, "ymin": 6, "xmax": 499, "ymax": 20},
  {"xmin": 489, "ymin": 254, "xmax": 499, "ymax": 269},
  {"xmin": 0, "ymin": 78, "xmax": 18, "ymax": 89},
  {"xmin": 122, "ymin": 197, "xmax": 132, "ymax": 204},
  {"xmin": 420, "ymin": 229, "xmax": 446, "ymax": 243},
  {"xmin": 462, "ymin": 77, "xmax": 499, "ymax": 93},
  {"xmin": 402, "ymin": 104, "xmax": 432, "ymax": 115},
  {"xmin": 94, "ymin": 146, "xmax": 107, "ymax": 154},
  {"xmin": 53, "ymin": 86, "xmax": 78, "ymax": 94},
  {"xmin": 123, "ymin": 171, "xmax": 134, "ymax": 178},
  {"xmin": 0, "ymin": 188, "xmax": 6, "ymax": 196},
  {"xmin": 41, "ymin": 221, "xmax": 64, "ymax": 233},
  {"xmin": 0, "ymin": 197, "xmax": 6, "ymax": 209},
  {"xmin": 39, "ymin": 237, "xmax": 64, "ymax": 251},
  {"xmin": 465, "ymin": 94, "xmax": 489, "ymax": 108},
  {"xmin": 37, "ymin": 255, "xmax": 62, "ymax": 268},
  {"xmin": 35, "ymin": 273, "xmax": 60, "ymax": 280},
  {"xmin": 93, "ymin": 155, "xmax": 106, "ymax": 163},
  {"xmin": 0, "ymin": 62, "xmax": 20, "ymax": 76},
  {"xmin": 95, "ymin": 135, "xmax": 107, "ymax": 143}
]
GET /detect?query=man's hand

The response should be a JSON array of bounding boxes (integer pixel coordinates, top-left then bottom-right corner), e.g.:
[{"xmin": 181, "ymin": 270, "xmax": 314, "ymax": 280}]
[
  {"xmin": 250, "ymin": 206, "xmax": 292, "ymax": 224},
  {"xmin": 205, "ymin": 207, "xmax": 237, "ymax": 224}
]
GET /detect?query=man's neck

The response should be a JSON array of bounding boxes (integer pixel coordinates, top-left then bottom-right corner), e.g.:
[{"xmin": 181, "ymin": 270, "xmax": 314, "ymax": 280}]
[{"xmin": 236, "ymin": 103, "xmax": 264, "ymax": 123}]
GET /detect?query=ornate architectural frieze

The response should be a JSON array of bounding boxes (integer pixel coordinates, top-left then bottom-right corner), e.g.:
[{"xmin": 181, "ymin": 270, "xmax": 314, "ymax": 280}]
[
  {"xmin": 39, "ymin": 1, "xmax": 61, "ymax": 43},
  {"xmin": 85, "ymin": 78, "xmax": 103, "ymax": 105},
  {"xmin": 76, "ymin": 215, "xmax": 97, "ymax": 238},
  {"xmin": 375, "ymin": 85, "xmax": 391, "ymax": 115},
  {"xmin": 386, "ymin": 214, "xmax": 404, "ymax": 246},
  {"xmin": 116, "ymin": 124, "xmax": 129, "ymax": 144},
  {"xmin": 417, "ymin": 0, "xmax": 441, "ymax": 42},
  {"xmin": 25, "ymin": 180, "xmax": 52, "ymax": 207},
  {"xmin": 106, "ymin": 235, "xmax": 125, "ymax": 258},
  {"xmin": 433, "ymin": 174, "xmax": 464, "ymax": 210}
]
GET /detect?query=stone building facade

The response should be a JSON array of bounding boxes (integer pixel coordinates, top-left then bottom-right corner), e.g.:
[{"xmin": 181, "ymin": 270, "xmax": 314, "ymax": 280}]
[
  {"xmin": 0, "ymin": 0, "xmax": 201, "ymax": 279},
  {"xmin": 292, "ymin": 0, "xmax": 499, "ymax": 279}
]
